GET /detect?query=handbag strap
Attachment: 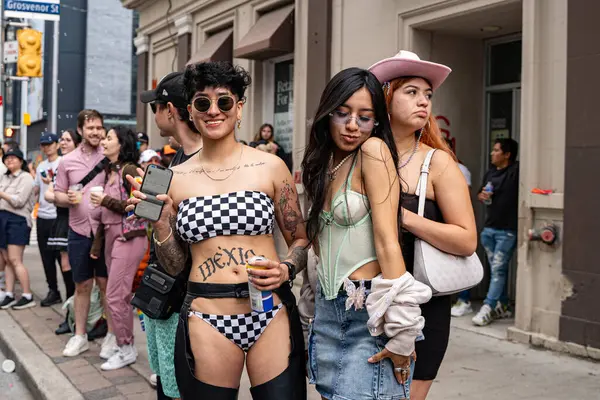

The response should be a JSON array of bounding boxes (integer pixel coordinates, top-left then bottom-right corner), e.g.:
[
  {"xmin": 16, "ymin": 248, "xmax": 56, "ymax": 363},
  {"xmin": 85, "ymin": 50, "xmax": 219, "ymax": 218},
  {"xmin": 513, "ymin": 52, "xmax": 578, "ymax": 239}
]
[
  {"xmin": 416, "ymin": 149, "xmax": 437, "ymax": 217},
  {"xmin": 78, "ymin": 157, "xmax": 108, "ymax": 188}
]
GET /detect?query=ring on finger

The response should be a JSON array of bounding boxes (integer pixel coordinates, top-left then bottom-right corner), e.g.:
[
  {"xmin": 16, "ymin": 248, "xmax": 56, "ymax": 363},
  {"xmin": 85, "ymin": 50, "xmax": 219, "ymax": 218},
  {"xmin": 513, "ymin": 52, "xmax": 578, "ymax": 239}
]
[{"xmin": 394, "ymin": 367, "xmax": 409, "ymax": 374}]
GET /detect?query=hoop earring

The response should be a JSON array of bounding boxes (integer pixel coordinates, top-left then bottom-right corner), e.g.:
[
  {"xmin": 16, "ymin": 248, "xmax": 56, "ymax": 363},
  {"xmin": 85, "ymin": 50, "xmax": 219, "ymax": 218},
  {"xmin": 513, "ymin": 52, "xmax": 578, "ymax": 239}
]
[{"xmin": 237, "ymin": 119, "xmax": 241, "ymax": 130}]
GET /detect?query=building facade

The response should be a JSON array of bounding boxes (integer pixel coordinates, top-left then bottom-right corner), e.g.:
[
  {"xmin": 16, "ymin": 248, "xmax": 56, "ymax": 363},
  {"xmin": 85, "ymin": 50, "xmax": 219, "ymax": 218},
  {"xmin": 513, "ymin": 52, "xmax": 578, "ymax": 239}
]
[
  {"xmin": 3, "ymin": 0, "xmax": 137, "ymax": 156},
  {"xmin": 123, "ymin": 0, "xmax": 600, "ymax": 358}
]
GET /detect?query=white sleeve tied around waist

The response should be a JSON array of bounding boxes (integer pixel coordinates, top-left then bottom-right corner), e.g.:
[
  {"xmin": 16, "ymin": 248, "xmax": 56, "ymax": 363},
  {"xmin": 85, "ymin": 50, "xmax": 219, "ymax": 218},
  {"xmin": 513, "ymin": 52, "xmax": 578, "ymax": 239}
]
[{"xmin": 366, "ymin": 272, "xmax": 432, "ymax": 356}]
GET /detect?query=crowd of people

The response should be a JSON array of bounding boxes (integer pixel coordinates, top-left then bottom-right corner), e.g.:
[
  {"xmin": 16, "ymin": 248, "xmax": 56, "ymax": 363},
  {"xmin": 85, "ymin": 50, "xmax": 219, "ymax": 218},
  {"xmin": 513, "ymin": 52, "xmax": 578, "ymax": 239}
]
[{"xmin": 0, "ymin": 50, "xmax": 520, "ymax": 400}]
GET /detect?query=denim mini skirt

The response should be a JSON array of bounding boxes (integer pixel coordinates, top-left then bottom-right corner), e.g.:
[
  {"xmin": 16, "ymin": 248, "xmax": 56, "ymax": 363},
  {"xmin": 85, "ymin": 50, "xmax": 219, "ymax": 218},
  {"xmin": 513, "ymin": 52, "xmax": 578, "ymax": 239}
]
[{"xmin": 308, "ymin": 282, "xmax": 414, "ymax": 400}]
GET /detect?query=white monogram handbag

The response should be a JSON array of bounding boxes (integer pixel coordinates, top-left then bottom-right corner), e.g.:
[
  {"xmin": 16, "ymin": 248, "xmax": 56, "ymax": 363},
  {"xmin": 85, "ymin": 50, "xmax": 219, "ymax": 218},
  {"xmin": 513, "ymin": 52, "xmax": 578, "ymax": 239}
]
[{"xmin": 412, "ymin": 149, "xmax": 484, "ymax": 296}]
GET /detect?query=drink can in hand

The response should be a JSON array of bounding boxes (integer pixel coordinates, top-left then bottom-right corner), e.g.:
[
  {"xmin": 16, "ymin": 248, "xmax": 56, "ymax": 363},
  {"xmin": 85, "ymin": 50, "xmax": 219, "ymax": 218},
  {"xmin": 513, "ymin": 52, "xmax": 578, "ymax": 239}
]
[{"xmin": 246, "ymin": 256, "xmax": 274, "ymax": 312}]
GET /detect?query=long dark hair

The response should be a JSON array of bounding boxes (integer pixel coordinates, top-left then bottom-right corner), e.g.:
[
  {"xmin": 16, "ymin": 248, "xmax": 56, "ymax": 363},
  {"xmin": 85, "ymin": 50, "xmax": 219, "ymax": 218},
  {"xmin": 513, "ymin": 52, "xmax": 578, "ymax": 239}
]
[
  {"xmin": 253, "ymin": 123, "xmax": 275, "ymax": 142},
  {"xmin": 64, "ymin": 129, "xmax": 82, "ymax": 147},
  {"xmin": 301, "ymin": 67, "xmax": 400, "ymax": 244},
  {"xmin": 109, "ymin": 125, "xmax": 139, "ymax": 166}
]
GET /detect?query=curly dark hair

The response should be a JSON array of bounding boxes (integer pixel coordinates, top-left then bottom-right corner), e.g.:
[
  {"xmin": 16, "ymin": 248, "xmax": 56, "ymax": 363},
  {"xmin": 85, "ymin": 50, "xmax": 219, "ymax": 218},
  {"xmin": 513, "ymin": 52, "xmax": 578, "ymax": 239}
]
[
  {"xmin": 108, "ymin": 125, "xmax": 139, "ymax": 166},
  {"xmin": 301, "ymin": 67, "xmax": 400, "ymax": 245},
  {"xmin": 184, "ymin": 61, "xmax": 252, "ymax": 101}
]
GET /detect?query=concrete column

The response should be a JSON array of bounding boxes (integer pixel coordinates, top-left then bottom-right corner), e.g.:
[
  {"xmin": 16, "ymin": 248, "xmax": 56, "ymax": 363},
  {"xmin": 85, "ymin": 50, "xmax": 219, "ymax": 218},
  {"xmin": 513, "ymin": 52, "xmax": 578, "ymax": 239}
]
[
  {"xmin": 560, "ymin": 0, "xmax": 600, "ymax": 350},
  {"xmin": 134, "ymin": 34, "xmax": 149, "ymax": 133},
  {"xmin": 293, "ymin": 0, "xmax": 332, "ymax": 179},
  {"xmin": 175, "ymin": 15, "xmax": 193, "ymax": 71}
]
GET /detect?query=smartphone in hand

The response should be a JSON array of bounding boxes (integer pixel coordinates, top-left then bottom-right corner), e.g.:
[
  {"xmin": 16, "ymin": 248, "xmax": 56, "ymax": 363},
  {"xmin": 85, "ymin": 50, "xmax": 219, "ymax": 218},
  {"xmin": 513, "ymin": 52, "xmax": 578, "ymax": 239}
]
[{"xmin": 134, "ymin": 164, "xmax": 173, "ymax": 222}]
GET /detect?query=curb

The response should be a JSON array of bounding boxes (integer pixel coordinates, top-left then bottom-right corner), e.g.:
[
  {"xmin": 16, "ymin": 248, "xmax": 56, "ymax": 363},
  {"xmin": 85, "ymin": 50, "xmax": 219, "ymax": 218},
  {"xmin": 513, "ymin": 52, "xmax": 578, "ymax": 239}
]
[{"xmin": 0, "ymin": 311, "xmax": 84, "ymax": 400}]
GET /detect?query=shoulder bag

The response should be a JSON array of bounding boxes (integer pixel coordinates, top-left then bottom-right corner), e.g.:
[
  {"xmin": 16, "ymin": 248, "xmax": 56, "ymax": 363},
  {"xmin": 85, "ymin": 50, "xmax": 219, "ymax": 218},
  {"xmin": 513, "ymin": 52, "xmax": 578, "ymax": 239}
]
[{"xmin": 412, "ymin": 149, "xmax": 484, "ymax": 296}]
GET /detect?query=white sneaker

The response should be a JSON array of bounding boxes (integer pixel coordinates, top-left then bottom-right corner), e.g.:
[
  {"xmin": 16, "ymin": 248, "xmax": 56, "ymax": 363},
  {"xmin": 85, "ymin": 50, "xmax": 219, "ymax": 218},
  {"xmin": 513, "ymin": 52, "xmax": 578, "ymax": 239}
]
[
  {"xmin": 63, "ymin": 334, "xmax": 89, "ymax": 357},
  {"xmin": 99, "ymin": 333, "xmax": 119, "ymax": 360},
  {"xmin": 472, "ymin": 304, "xmax": 494, "ymax": 326},
  {"xmin": 451, "ymin": 299, "xmax": 473, "ymax": 317},
  {"xmin": 150, "ymin": 373, "xmax": 157, "ymax": 388},
  {"xmin": 101, "ymin": 344, "xmax": 137, "ymax": 371}
]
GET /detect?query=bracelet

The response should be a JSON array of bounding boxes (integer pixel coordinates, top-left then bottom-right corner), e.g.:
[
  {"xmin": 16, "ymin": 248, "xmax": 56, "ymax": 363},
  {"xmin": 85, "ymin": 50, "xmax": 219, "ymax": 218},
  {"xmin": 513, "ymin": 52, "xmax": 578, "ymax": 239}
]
[{"xmin": 153, "ymin": 227, "xmax": 173, "ymax": 247}]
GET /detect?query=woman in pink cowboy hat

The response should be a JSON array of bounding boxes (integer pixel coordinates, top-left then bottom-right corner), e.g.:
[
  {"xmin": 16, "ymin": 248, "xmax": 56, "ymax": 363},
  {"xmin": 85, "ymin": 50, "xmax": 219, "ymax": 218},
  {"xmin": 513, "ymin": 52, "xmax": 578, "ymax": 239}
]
[{"xmin": 369, "ymin": 51, "xmax": 478, "ymax": 400}]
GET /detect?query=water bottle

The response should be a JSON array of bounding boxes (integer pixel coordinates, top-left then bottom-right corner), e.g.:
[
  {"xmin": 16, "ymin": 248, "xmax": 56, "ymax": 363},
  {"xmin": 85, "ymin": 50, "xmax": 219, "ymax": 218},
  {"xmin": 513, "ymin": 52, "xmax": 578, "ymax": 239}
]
[{"xmin": 483, "ymin": 181, "xmax": 493, "ymax": 205}]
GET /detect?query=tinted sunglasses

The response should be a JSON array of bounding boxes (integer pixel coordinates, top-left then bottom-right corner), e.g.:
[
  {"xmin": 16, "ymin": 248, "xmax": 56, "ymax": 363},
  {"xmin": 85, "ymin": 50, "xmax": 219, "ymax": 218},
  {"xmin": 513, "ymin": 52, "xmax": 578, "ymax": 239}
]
[
  {"xmin": 150, "ymin": 102, "xmax": 163, "ymax": 114},
  {"xmin": 192, "ymin": 95, "xmax": 237, "ymax": 113}
]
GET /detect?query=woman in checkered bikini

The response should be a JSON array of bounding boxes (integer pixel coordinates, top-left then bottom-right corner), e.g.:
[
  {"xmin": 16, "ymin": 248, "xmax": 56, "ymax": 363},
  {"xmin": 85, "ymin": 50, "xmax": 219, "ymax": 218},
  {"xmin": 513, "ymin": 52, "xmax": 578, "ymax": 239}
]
[{"xmin": 127, "ymin": 61, "xmax": 308, "ymax": 400}]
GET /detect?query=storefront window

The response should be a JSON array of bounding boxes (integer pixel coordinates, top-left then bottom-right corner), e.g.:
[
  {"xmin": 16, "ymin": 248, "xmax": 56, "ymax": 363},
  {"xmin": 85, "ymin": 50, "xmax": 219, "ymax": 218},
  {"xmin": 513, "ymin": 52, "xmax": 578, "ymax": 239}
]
[{"xmin": 273, "ymin": 59, "xmax": 294, "ymax": 154}]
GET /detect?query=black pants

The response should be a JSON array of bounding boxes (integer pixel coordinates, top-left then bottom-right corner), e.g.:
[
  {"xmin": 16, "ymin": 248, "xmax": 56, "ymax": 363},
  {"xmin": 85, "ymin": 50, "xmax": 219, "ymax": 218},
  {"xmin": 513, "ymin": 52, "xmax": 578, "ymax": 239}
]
[{"xmin": 37, "ymin": 217, "xmax": 62, "ymax": 293}]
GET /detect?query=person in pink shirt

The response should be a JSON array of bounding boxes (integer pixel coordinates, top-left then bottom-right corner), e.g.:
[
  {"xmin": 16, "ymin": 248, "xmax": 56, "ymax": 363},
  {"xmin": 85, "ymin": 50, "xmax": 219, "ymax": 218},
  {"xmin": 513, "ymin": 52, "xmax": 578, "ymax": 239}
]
[
  {"xmin": 90, "ymin": 126, "xmax": 148, "ymax": 370},
  {"xmin": 54, "ymin": 109, "xmax": 114, "ymax": 357}
]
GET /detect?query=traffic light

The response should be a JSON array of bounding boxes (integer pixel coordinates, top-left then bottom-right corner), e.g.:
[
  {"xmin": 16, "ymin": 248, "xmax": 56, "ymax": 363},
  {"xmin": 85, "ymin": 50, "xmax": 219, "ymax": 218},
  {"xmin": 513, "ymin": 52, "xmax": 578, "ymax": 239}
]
[
  {"xmin": 17, "ymin": 29, "xmax": 43, "ymax": 77},
  {"xmin": 4, "ymin": 128, "xmax": 14, "ymax": 138}
]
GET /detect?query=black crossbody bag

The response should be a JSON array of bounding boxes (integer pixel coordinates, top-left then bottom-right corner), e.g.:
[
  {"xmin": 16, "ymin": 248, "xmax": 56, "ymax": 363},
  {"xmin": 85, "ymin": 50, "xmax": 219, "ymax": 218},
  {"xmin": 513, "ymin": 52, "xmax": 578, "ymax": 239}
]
[{"xmin": 131, "ymin": 263, "xmax": 188, "ymax": 319}]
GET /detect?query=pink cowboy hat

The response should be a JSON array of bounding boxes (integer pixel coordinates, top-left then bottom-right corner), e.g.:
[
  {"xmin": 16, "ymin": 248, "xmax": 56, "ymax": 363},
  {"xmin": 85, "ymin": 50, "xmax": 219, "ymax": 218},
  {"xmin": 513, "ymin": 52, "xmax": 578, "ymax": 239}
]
[{"xmin": 368, "ymin": 50, "xmax": 451, "ymax": 90}]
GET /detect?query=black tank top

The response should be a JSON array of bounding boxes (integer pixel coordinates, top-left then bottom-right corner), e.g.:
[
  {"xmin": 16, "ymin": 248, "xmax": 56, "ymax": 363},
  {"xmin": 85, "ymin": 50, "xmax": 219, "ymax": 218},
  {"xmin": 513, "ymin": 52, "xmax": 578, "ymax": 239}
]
[{"xmin": 400, "ymin": 193, "xmax": 444, "ymax": 275}]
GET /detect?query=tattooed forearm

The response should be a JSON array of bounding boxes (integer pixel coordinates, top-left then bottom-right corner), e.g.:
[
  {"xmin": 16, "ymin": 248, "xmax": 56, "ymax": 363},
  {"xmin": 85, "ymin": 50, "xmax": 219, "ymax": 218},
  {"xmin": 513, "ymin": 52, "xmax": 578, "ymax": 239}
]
[
  {"xmin": 155, "ymin": 215, "xmax": 189, "ymax": 275},
  {"xmin": 283, "ymin": 244, "xmax": 308, "ymax": 275},
  {"xmin": 197, "ymin": 246, "xmax": 262, "ymax": 281},
  {"xmin": 279, "ymin": 179, "xmax": 300, "ymax": 240}
]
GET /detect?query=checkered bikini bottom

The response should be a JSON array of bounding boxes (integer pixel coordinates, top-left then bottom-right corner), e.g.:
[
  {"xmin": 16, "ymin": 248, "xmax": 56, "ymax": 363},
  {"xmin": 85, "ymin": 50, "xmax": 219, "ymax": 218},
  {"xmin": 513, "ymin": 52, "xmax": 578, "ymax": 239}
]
[{"xmin": 189, "ymin": 303, "xmax": 283, "ymax": 352}]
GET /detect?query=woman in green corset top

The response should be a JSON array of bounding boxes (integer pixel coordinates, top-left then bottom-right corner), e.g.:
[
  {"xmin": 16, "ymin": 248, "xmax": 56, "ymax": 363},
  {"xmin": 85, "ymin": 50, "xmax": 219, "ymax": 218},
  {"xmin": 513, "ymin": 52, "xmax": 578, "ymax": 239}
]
[{"xmin": 301, "ymin": 67, "xmax": 432, "ymax": 400}]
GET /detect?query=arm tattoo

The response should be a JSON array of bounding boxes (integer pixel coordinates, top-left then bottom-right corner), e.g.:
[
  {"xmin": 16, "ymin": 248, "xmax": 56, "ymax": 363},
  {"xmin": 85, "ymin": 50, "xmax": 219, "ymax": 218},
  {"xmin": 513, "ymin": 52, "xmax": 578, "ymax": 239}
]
[
  {"xmin": 279, "ymin": 180, "xmax": 300, "ymax": 240},
  {"xmin": 156, "ymin": 214, "xmax": 189, "ymax": 275},
  {"xmin": 284, "ymin": 244, "xmax": 308, "ymax": 275}
]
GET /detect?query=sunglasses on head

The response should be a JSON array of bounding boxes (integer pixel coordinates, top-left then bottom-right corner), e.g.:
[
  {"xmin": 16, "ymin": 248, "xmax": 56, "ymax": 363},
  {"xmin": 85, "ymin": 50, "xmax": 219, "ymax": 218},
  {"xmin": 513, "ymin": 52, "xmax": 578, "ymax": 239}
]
[{"xmin": 192, "ymin": 95, "xmax": 238, "ymax": 113}]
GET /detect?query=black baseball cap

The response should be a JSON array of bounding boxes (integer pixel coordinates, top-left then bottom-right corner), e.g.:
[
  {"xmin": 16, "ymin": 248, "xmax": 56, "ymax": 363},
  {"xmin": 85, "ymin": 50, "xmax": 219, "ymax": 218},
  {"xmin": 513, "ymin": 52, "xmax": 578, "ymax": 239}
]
[
  {"xmin": 3, "ymin": 147, "xmax": 25, "ymax": 163},
  {"xmin": 137, "ymin": 132, "xmax": 149, "ymax": 143},
  {"xmin": 140, "ymin": 72, "xmax": 187, "ymax": 108}
]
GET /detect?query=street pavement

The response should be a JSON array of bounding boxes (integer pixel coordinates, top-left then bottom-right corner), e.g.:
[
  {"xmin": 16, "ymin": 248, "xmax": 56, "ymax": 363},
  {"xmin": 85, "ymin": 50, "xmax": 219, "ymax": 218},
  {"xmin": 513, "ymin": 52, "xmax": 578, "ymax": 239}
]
[
  {"xmin": 0, "ymin": 346, "xmax": 34, "ymax": 400},
  {"xmin": 0, "ymin": 244, "xmax": 598, "ymax": 399}
]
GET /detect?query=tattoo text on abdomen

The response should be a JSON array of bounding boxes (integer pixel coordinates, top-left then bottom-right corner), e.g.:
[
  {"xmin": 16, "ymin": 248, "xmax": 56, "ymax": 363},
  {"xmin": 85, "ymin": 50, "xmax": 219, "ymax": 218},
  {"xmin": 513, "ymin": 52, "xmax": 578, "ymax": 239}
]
[{"xmin": 197, "ymin": 246, "xmax": 261, "ymax": 281}]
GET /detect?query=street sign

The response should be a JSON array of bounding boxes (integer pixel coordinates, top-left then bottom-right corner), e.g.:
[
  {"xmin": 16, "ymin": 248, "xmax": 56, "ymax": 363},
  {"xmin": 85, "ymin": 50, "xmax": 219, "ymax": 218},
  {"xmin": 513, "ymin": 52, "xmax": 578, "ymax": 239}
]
[
  {"xmin": 3, "ymin": 40, "xmax": 18, "ymax": 63},
  {"xmin": 4, "ymin": 0, "xmax": 60, "ymax": 21}
]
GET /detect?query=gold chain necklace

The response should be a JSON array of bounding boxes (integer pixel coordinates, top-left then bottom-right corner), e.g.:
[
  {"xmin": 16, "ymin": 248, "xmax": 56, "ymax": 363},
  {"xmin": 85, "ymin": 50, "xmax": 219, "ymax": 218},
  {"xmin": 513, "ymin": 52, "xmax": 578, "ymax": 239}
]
[{"xmin": 200, "ymin": 143, "xmax": 244, "ymax": 181}]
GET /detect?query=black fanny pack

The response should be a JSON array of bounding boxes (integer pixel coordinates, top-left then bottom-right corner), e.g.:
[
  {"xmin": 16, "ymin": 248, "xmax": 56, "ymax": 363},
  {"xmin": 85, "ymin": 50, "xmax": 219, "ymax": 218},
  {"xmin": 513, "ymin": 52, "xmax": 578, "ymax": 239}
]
[{"xmin": 131, "ymin": 264, "xmax": 187, "ymax": 320}]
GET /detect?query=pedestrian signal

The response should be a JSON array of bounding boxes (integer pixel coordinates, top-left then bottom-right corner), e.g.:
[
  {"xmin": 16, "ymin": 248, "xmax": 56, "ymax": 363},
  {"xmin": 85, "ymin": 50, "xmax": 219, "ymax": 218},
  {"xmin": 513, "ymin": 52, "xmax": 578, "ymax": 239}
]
[
  {"xmin": 17, "ymin": 29, "xmax": 43, "ymax": 77},
  {"xmin": 5, "ymin": 128, "xmax": 14, "ymax": 138}
]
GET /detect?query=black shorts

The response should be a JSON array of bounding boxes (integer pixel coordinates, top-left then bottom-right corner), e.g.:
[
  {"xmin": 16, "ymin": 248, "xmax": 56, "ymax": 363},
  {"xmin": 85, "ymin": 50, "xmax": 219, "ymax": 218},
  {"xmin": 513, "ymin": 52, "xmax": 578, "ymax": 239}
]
[
  {"xmin": 414, "ymin": 295, "xmax": 451, "ymax": 381},
  {"xmin": 67, "ymin": 229, "xmax": 107, "ymax": 283},
  {"xmin": 0, "ymin": 210, "xmax": 30, "ymax": 248}
]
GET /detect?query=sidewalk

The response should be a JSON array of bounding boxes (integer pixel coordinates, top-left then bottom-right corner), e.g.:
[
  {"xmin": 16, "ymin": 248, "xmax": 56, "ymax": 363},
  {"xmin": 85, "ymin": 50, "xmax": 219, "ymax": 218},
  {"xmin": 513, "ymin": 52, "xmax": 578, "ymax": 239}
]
[
  {"xmin": 2, "ymin": 246, "xmax": 599, "ymax": 399},
  {"xmin": 2, "ymin": 246, "xmax": 155, "ymax": 400}
]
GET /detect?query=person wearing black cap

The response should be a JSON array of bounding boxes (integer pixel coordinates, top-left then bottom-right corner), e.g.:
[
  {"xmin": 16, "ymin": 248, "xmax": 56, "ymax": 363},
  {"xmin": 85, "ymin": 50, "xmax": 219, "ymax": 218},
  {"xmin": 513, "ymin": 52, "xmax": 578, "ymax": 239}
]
[
  {"xmin": 137, "ymin": 132, "xmax": 149, "ymax": 153},
  {"xmin": 0, "ymin": 148, "xmax": 36, "ymax": 310},
  {"xmin": 136, "ymin": 71, "xmax": 203, "ymax": 399},
  {"xmin": 34, "ymin": 133, "xmax": 73, "ymax": 308}
]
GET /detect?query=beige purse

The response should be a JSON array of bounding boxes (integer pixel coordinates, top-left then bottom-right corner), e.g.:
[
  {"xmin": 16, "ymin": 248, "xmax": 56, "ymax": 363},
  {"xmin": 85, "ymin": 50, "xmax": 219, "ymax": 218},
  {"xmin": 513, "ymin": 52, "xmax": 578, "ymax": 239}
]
[{"xmin": 412, "ymin": 149, "xmax": 484, "ymax": 296}]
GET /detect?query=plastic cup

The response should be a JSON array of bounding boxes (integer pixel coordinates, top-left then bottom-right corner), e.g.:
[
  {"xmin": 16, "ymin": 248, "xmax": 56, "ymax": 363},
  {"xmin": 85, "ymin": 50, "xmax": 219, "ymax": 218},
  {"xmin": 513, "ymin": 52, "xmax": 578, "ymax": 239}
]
[
  {"xmin": 2, "ymin": 359, "xmax": 15, "ymax": 373},
  {"xmin": 69, "ymin": 184, "xmax": 83, "ymax": 204}
]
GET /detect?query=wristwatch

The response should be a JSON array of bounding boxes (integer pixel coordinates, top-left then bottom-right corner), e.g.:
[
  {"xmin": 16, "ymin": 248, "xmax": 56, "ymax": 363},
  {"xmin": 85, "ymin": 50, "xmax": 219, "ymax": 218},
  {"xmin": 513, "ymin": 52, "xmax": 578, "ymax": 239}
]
[{"xmin": 280, "ymin": 261, "xmax": 296, "ymax": 287}]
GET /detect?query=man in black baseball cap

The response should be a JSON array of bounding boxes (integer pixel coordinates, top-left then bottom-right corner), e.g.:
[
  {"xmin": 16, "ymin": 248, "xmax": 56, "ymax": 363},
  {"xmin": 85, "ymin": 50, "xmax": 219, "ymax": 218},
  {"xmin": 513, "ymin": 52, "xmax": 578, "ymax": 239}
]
[
  {"xmin": 140, "ymin": 72, "xmax": 188, "ymax": 112},
  {"xmin": 136, "ymin": 70, "xmax": 202, "ymax": 398}
]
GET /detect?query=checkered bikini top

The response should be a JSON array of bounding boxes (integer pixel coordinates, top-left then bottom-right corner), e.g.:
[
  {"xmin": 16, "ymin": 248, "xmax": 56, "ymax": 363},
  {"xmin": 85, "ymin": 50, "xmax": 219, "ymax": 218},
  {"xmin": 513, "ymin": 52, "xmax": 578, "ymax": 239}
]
[{"xmin": 176, "ymin": 190, "xmax": 275, "ymax": 244}]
